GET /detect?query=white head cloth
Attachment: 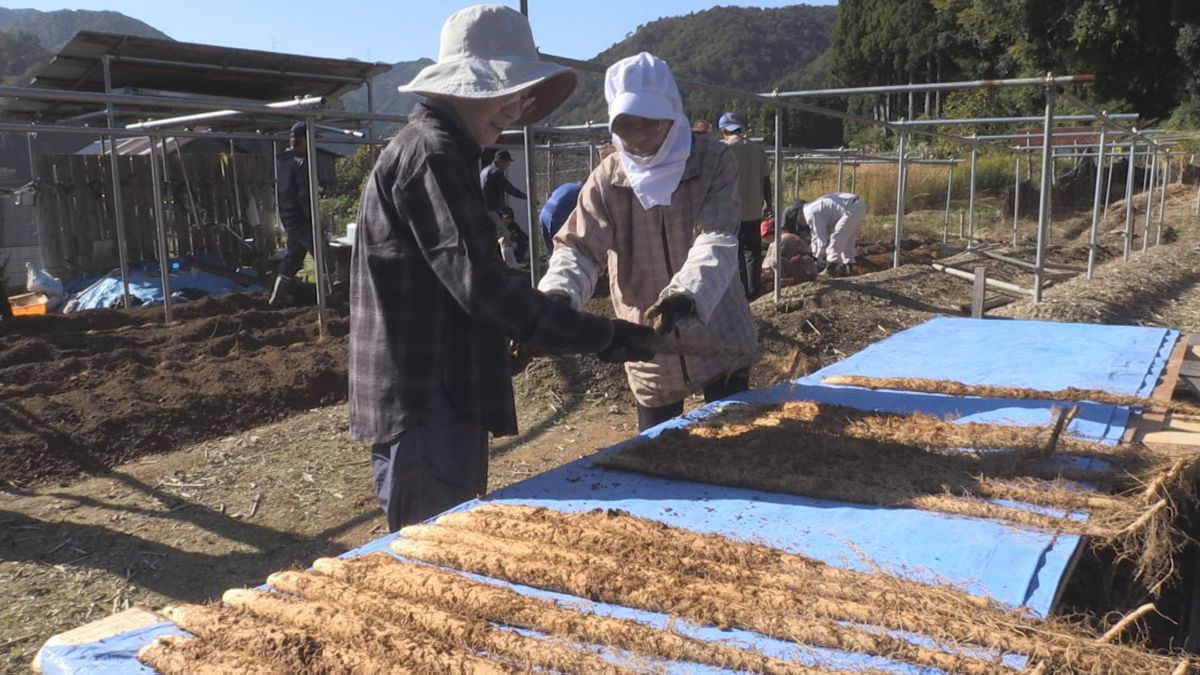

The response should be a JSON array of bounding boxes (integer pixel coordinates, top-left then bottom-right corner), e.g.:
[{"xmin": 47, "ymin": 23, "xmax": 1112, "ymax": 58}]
[{"xmin": 604, "ymin": 52, "xmax": 691, "ymax": 210}]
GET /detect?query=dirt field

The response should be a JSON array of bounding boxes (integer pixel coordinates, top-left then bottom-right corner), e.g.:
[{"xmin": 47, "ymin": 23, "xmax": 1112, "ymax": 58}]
[{"xmin": 2, "ymin": 183, "xmax": 1199, "ymax": 673}]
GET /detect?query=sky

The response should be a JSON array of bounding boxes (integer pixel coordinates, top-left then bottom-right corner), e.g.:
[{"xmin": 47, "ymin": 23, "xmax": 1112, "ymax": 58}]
[{"xmin": 6, "ymin": 1, "xmax": 837, "ymax": 63}]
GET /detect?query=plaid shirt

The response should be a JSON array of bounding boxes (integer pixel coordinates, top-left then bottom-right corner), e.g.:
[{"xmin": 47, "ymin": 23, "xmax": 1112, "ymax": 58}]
[{"xmin": 349, "ymin": 101, "xmax": 613, "ymax": 443}]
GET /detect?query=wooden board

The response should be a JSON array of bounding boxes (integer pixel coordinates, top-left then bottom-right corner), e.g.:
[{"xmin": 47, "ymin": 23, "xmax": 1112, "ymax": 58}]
[
  {"xmin": 1124, "ymin": 335, "xmax": 1192, "ymax": 446},
  {"xmin": 1125, "ymin": 335, "xmax": 1200, "ymax": 450},
  {"xmin": 31, "ymin": 607, "xmax": 163, "ymax": 673}
]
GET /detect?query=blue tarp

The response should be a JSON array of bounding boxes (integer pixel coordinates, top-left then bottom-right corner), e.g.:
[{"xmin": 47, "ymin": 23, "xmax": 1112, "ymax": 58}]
[
  {"xmin": 37, "ymin": 318, "xmax": 1178, "ymax": 674},
  {"xmin": 69, "ymin": 262, "xmax": 262, "ymax": 312}
]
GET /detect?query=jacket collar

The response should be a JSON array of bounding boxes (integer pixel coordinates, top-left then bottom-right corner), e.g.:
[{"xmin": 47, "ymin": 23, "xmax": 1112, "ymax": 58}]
[
  {"xmin": 610, "ymin": 135, "xmax": 705, "ymax": 189},
  {"xmin": 411, "ymin": 99, "xmax": 482, "ymax": 159}
]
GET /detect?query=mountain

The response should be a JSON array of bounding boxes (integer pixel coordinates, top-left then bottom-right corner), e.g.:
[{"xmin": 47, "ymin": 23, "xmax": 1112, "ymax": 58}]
[
  {"xmin": 0, "ymin": 7, "xmax": 169, "ymax": 52},
  {"xmin": 0, "ymin": 27, "xmax": 47, "ymax": 85},
  {"xmin": 547, "ymin": 4, "xmax": 840, "ymax": 143},
  {"xmin": 341, "ymin": 58, "xmax": 432, "ymax": 130}
]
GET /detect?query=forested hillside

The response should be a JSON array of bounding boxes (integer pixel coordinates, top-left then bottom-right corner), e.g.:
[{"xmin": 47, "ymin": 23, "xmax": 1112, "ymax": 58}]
[
  {"xmin": 833, "ymin": 0, "xmax": 1200, "ymax": 136},
  {"xmin": 550, "ymin": 4, "xmax": 840, "ymax": 145}
]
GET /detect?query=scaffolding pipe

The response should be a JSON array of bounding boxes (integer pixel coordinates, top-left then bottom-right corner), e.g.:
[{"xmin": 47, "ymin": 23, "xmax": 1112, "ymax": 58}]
[
  {"xmin": 1012, "ymin": 154, "xmax": 1021, "ymax": 245},
  {"xmin": 943, "ymin": 166, "xmax": 954, "ymax": 244},
  {"xmin": 524, "ymin": 126, "xmax": 539, "ymax": 285},
  {"xmin": 102, "ymin": 56, "xmax": 133, "ymax": 308},
  {"xmin": 771, "ymin": 74, "xmax": 1093, "ymax": 99},
  {"xmin": 850, "ymin": 162, "xmax": 858, "ymax": 193},
  {"xmin": 125, "ymin": 96, "xmax": 324, "ymax": 131},
  {"xmin": 893, "ymin": 129, "xmax": 909, "ymax": 269},
  {"xmin": 895, "ymin": 113, "xmax": 1139, "ymax": 126},
  {"xmin": 1156, "ymin": 155, "xmax": 1170, "ymax": 245},
  {"xmin": 772, "ymin": 107, "xmax": 783, "ymax": 303},
  {"xmin": 1142, "ymin": 149, "xmax": 1157, "ymax": 253},
  {"xmin": 967, "ymin": 140, "xmax": 978, "ymax": 247},
  {"xmin": 973, "ymin": 248, "xmax": 1084, "ymax": 273},
  {"xmin": 1087, "ymin": 124, "xmax": 1108, "ymax": 279},
  {"xmin": 836, "ymin": 148, "xmax": 845, "ymax": 191},
  {"xmin": 932, "ymin": 263, "xmax": 1033, "ymax": 295},
  {"xmin": 25, "ymin": 132, "xmax": 46, "ymax": 268},
  {"xmin": 303, "ymin": 118, "xmax": 329, "ymax": 338},
  {"xmin": 147, "ymin": 136, "xmax": 174, "ymax": 323},
  {"xmin": 1033, "ymin": 81, "xmax": 1056, "ymax": 303},
  {"xmin": 1123, "ymin": 142, "xmax": 1137, "ymax": 261},
  {"xmin": 1104, "ymin": 148, "xmax": 1116, "ymax": 213}
]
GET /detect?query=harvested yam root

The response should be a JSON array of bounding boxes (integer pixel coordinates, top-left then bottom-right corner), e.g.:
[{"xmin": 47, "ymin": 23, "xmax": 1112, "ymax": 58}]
[
  {"xmin": 313, "ymin": 553, "xmax": 820, "ymax": 674},
  {"xmin": 821, "ymin": 374, "xmax": 1200, "ymax": 417},
  {"xmin": 160, "ymin": 602, "xmax": 407, "ymax": 674},
  {"xmin": 266, "ymin": 569, "xmax": 625, "ymax": 674},
  {"xmin": 595, "ymin": 400, "xmax": 1198, "ymax": 592},
  {"xmin": 392, "ymin": 505, "xmax": 1191, "ymax": 675},
  {"xmin": 137, "ymin": 634, "xmax": 281, "ymax": 675},
  {"xmin": 221, "ymin": 588, "xmax": 514, "ymax": 674}
]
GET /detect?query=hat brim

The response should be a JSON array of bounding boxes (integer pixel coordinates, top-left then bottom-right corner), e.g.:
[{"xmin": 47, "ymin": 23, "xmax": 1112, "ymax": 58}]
[
  {"xmin": 399, "ymin": 58, "xmax": 577, "ymax": 126},
  {"xmin": 720, "ymin": 124, "xmax": 743, "ymax": 132}
]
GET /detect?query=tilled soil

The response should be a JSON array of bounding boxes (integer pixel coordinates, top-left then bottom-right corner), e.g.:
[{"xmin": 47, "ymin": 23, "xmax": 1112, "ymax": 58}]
[{"xmin": 0, "ymin": 295, "xmax": 348, "ymax": 487}]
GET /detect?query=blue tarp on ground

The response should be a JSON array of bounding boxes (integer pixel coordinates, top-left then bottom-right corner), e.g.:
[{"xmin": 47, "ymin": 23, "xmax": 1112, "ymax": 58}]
[
  {"xmin": 69, "ymin": 263, "xmax": 262, "ymax": 312},
  {"xmin": 36, "ymin": 318, "xmax": 1178, "ymax": 674}
]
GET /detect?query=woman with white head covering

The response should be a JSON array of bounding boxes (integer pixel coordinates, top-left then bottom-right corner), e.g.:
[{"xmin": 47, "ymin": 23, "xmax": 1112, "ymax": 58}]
[{"xmin": 539, "ymin": 52, "xmax": 758, "ymax": 432}]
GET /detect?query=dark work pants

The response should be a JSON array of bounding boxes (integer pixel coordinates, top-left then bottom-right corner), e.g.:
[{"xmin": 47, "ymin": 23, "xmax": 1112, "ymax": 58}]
[
  {"xmin": 738, "ymin": 219, "xmax": 763, "ymax": 299},
  {"xmin": 636, "ymin": 369, "xmax": 751, "ymax": 432},
  {"xmin": 278, "ymin": 219, "xmax": 333, "ymax": 279},
  {"xmin": 370, "ymin": 389, "xmax": 489, "ymax": 532}
]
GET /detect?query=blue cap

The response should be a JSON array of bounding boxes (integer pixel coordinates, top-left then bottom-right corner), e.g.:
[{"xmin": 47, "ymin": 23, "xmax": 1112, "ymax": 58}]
[{"xmin": 718, "ymin": 112, "xmax": 744, "ymax": 132}]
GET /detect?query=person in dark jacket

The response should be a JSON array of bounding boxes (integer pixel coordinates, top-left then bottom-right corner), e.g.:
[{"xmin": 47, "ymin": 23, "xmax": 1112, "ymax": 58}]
[
  {"xmin": 271, "ymin": 122, "xmax": 333, "ymax": 306},
  {"xmin": 480, "ymin": 149, "xmax": 527, "ymax": 268},
  {"xmin": 349, "ymin": 4, "xmax": 657, "ymax": 532}
]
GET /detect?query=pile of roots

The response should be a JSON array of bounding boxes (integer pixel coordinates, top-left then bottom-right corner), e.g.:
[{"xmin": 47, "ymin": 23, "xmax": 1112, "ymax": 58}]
[
  {"xmin": 139, "ymin": 506, "xmax": 1193, "ymax": 674},
  {"xmin": 597, "ymin": 399, "xmax": 1200, "ymax": 595}
]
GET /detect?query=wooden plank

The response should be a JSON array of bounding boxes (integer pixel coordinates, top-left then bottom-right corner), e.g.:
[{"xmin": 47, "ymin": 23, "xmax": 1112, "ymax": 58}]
[
  {"xmin": 1124, "ymin": 334, "xmax": 1189, "ymax": 445},
  {"xmin": 31, "ymin": 607, "xmax": 164, "ymax": 673}
]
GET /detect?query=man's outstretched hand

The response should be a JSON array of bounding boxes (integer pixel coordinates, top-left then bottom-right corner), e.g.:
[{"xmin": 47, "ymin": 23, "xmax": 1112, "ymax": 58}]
[{"xmin": 597, "ymin": 319, "xmax": 656, "ymax": 363}]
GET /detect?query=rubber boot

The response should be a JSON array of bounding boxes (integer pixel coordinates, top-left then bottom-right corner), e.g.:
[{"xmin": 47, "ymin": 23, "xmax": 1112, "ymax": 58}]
[{"xmin": 269, "ymin": 275, "xmax": 294, "ymax": 307}]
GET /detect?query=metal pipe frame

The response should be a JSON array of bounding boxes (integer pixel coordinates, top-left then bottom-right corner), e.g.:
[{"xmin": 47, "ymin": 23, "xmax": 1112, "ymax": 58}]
[
  {"xmin": 893, "ymin": 129, "xmax": 909, "ymax": 269},
  {"xmin": 1142, "ymin": 149, "xmax": 1158, "ymax": 253},
  {"xmin": 1156, "ymin": 154, "xmax": 1170, "ymax": 244},
  {"xmin": 102, "ymin": 55, "xmax": 133, "ymax": 309},
  {"xmin": 772, "ymin": 109, "xmax": 783, "ymax": 302},
  {"xmin": 303, "ymin": 117, "xmax": 329, "ymax": 337},
  {"xmin": 1123, "ymin": 142, "xmax": 1137, "ymax": 261},
  {"xmin": 125, "ymin": 96, "xmax": 325, "ymax": 131},
  {"xmin": 1032, "ymin": 81, "xmax": 1056, "ymax": 303},
  {"xmin": 25, "ymin": 132, "xmax": 47, "ymax": 268},
  {"xmin": 0, "ymin": 84, "xmax": 409, "ymax": 125},
  {"xmin": 1086, "ymin": 124, "xmax": 1108, "ymax": 279},
  {"xmin": 105, "ymin": 54, "xmax": 378, "ymax": 84},
  {"xmin": 769, "ymin": 74, "xmax": 1094, "ymax": 99},
  {"xmin": 895, "ymin": 113, "xmax": 1139, "ymax": 127},
  {"xmin": 943, "ymin": 166, "xmax": 954, "ymax": 244},
  {"xmin": 523, "ymin": 126, "xmax": 539, "ymax": 284},
  {"xmin": 147, "ymin": 135, "xmax": 173, "ymax": 323},
  {"xmin": 966, "ymin": 140, "xmax": 978, "ymax": 247},
  {"xmin": 1012, "ymin": 155, "xmax": 1021, "ymax": 246}
]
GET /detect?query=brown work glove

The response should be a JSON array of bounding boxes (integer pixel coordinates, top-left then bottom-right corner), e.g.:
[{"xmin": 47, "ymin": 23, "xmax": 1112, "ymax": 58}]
[
  {"xmin": 645, "ymin": 294, "xmax": 695, "ymax": 335},
  {"xmin": 597, "ymin": 319, "xmax": 656, "ymax": 364}
]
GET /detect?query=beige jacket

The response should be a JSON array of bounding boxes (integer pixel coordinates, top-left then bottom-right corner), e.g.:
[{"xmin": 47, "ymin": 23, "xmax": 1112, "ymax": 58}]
[
  {"xmin": 538, "ymin": 135, "xmax": 758, "ymax": 407},
  {"xmin": 724, "ymin": 134, "xmax": 768, "ymax": 222}
]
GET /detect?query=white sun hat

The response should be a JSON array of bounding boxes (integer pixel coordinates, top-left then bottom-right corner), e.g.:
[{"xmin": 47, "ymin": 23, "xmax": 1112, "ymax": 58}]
[{"xmin": 399, "ymin": 4, "xmax": 577, "ymax": 126}]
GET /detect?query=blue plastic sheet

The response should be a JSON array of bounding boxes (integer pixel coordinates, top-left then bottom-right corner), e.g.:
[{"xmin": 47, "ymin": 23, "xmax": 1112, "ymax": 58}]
[
  {"xmin": 37, "ymin": 318, "xmax": 1177, "ymax": 674},
  {"xmin": 69, "ymin": 263, "xmax": 263, "ymax": 312}
]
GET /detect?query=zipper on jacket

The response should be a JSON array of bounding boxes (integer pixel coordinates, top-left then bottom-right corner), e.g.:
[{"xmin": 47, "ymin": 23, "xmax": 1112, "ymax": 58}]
[{"xmin": 657, "ymin": 207, "xmax": 692, "ymax": 387}]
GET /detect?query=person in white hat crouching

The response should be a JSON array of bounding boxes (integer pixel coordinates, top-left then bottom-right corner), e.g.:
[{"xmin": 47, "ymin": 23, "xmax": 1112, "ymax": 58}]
[
  {"xmin": 538, "ymin": 52, "xmax": 759, "ymax": 433},
  {"xmin": 349, "ymin": 4, "xmax": 657, "ymax": 532}
]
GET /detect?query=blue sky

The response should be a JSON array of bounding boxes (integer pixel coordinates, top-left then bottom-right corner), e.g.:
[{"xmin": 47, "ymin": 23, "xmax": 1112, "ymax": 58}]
[{"xmin": 7, "ymin": 1, "xmax": 837, "ymax": 63}]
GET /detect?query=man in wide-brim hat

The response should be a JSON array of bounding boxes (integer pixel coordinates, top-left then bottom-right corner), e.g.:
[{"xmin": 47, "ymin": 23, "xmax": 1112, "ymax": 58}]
[{"xmin": 348, "ymin": 4, "xmax": 656, "ymax": 532}]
